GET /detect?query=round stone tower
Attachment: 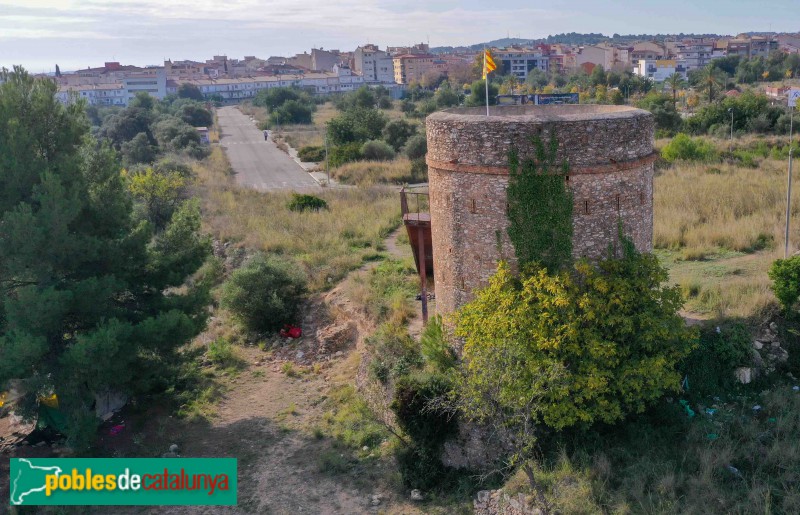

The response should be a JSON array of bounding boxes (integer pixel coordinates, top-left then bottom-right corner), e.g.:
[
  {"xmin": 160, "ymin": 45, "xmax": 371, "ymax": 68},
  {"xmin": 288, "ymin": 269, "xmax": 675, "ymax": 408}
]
[{"xmin": 426, "ymin": 105, "xmax": 656, "ymax": 315}]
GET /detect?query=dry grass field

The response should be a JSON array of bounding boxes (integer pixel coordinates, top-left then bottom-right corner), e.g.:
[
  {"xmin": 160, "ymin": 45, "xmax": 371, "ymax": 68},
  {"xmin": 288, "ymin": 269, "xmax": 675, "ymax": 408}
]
[
  {"xmin": 193, "ymin": 147, "xmax": 402, "ymax": 290},
  {"xmin": 653, "ymin": 136, "xmax": 798, "ymax": 319}
]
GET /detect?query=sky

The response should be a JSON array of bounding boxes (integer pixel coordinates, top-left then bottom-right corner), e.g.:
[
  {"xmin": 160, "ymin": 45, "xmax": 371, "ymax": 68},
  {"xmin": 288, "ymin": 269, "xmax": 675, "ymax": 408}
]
[{"xmin": 0, "ymin": 0, "xmax": 798, "ymax": 73}]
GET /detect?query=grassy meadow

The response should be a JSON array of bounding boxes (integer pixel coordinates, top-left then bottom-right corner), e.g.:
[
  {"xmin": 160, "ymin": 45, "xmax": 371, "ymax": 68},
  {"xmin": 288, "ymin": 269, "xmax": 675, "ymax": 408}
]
[
  {"xmin": 193, "ymin": 147, "xmax": 401, "ymax": 290},
  {"xmin": 653, "ymin": 135, "xmax": 799, "ymax": 319}
]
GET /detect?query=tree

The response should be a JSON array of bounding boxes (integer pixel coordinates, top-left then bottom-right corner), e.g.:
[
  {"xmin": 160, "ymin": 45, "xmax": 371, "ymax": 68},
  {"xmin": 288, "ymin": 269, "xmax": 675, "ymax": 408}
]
[
  {"xmin": 635, "ymin": 75, "xmax": 654, "ymax": 94},
  {"xmin": 179, "ymin": 103, "xmax": 213, "ymax": 127},
  {"xmin": 269, "ymin": 99, "xmax": 314, "ymax": 125},
  {"xmin": 382, "ymin": 119, "xmax": 417, "ymax": 151},
  {"xmin": 326, "ymin": 107, "xmax": 388, "ymax": 145},
  {"xmin": 120, "ymin": 132, "xmax": 157, "ymax": 166},
  {"xmin": 465, "ymin": 79, "xmax": 499, "ymax": 107},
  {"xmin": 590, "ymin": 64, "xmax": 607, "ymax": 86},
  {"xmin": 404, "ymin": 134, "xmax": 427, "ymax": 160},
  {"xmin": 434, "ymin": 83, "xmax": 461, "ymax": 108},
  {"xmin": 698, "ymin": 65, "xmax": 727, "ymax": 102},
  {"xmin": 129, "ymin": 91, "xmax": 155, "ymax": 110},
  {"xmin": 99, "ymin": 106, "xmax": 155, "ymax": 149},
  {"xmin": 153, "ymin": 118, "xmax": 202, "ymax": 154},
  {"xmin": 526, "ymin": 68, "xmax": 549, "ymax": 90},
  {"xmin": 177, "ymin": 83, "xmax": 204, "ymax": 101},
  {"xmin": 665, "ymin": 72, "xmax": 686, "ymax": 102},
  {"xmin": 126, "ymin": 166, "xmax": 187, "ymax": 229},
  {"xmin": 456, "ymin": 250, "xmax": 697, "ymax": 498},
  {"xmin": 502, "ymin": 75, "xmax": 520, "ymax": 95},
  {"xmin": 0, "ymin": 68, "xmax": 210, "ymax": 448},
  {"xmin": 253, "ymin": 87, "xmax": 313, "ymax": 110},
  {"xmin": 637, "ymin": 92, "xmax": 683, "ymax": 134}
]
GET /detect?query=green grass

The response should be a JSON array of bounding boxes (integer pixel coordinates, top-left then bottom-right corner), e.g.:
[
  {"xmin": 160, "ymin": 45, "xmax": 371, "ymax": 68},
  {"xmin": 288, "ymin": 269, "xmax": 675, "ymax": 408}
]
[
  {"xmin": 318, "ymin": 385, "xmax": 388, "ymax": 450},
  {"xmin": 344, "ymin": 258, "xmax": 419, "ymax": 325},
  {"xmin": 505, "ymin": 384, "xmax": 800, "ymax": 514}
]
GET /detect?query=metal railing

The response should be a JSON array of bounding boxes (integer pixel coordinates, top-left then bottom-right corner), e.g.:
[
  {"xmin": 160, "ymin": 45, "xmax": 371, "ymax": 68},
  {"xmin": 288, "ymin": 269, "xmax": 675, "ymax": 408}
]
[{"xmin": 400, "ymin": 186, "xmax": 429, "ymax": 221}]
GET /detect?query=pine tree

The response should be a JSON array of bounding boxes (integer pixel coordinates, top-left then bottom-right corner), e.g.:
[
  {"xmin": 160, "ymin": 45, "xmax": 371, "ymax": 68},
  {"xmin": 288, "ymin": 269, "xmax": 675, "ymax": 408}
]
[{"xmin": 0, "ymin": 67, "xmax": 210, "ymax": 448}]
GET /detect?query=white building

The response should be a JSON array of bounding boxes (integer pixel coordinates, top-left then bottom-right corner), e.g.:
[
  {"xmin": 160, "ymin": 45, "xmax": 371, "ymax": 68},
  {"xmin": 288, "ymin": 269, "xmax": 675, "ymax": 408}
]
[
  {"xmin": 56, "ymin": 83, "xmax": 126, "ymax": 106},
  {"xmin": 675, "ymin": 41, "xmax": 717, "ymax": 71},
  {"xmin": 122, "ymin": 68, "xmax": 167, "ymax": 104},
  {"xmin": 184, "ymin": 67, "xmax": 365, "ymax": 101},
  {"xmin": 634, "ymin": 59, "xmax": 687, "ymax": 82},
  {"xmin": 492, "ymin": 48, "xmax": 549, "ymax": 80},
  {"xmin": 353, "ymin": 44, "xmax": 395, "ymax": 83}
]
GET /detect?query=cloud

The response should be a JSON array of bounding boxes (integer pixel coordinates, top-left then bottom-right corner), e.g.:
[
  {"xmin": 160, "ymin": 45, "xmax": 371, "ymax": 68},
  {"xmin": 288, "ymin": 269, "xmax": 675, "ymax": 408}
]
[
  {"xmin": 0, "ymin": 28, "xmax": 114, "ymax": 39},
  {"xmin": 0, "ymin": 0, "xmax": 566, "ymax": 46}
]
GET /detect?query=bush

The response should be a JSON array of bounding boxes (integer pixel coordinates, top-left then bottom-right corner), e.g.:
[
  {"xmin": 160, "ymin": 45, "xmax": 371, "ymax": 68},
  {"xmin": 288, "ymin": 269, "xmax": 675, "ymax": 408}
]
[
  {"xmin": 328, "ymin": 142, "xmax": 363, "ymax": 168},
  {"xmin": 457, "ymin": 247, "xmax": 698, "ymax": 432},
  {"xmin": 769, "ymin": 255, "xmax": 800, "ymax": 312},
  {"xmin": 365, "ymin": 323, "xmax": 422, "ymax": 383},
  {"xmin": 269, "ymin": 100, "xmax": 313, "ymax": 125},
  {"xmin": 420, "ymin": 315, "xmax": 456, "ymax": 372},
  {"xmin": 679, "ymin": 322, "xmax": 753, "ymax": 399},
  {"xmin": 207, "ymin": 338, "xmax": 237, "ymax": 367},
  {"xmin": 220, "ymin": 254, "xmax": 307, "ymax": 333},
  {"xmin": 327, "ymin": 107, "xmax": 388, "ymax": 145},
  {"xmin": 297, "ymin": 145, "xmax": 326, "ymax": 162},
  {"xmin": 391, "ymin": 372, "xmax": 458, "ymax": 488},
  {"xmin": 287, "ymin": 193, "xmax": 328, "ymax": 212},
  {"xmin": 661, "ymin": 133, "xmax": 717, "ymax": 162},
  {"xmin": 382, "ymin": 119, "xmax": 417, "ymax": 151},
  {"xmin": 404, "ymin": 134, "xmax": 427, "ymax": 160},
  {"xmin": 360, "ymin": 140, "xmax": 396, "ymax": 161}
]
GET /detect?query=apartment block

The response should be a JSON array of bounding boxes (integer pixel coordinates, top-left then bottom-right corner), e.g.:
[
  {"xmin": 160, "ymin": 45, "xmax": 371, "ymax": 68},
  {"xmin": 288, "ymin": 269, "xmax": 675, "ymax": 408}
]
[
  {"xmin": 353, "ymin": 44, "xmax": 395, "ymax": 83},
  {"xmin": 493, "ymin": 48, "xmax": 549, "ymax": 80}
]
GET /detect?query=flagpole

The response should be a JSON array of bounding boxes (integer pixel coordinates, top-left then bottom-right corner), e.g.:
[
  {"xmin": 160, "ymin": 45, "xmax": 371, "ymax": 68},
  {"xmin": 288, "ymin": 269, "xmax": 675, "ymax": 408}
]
[
  {"xmin": 786, "ymin": 104, "xmax": 794, "ymax": 258},
  {"xmin": 484, "ymin": 47, "xmax": 490, "ymax": 116}
]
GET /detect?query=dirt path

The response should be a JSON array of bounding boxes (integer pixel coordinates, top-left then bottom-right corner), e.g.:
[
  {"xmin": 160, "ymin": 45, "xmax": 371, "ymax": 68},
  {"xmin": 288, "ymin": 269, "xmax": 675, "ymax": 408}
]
[
  {"xmin": 1, "ymin": 228, "xmax": 429, "ymax": 515},
  {"xmin": 145, "ymin": 227, "xmax": 424, "ymax": 515}
]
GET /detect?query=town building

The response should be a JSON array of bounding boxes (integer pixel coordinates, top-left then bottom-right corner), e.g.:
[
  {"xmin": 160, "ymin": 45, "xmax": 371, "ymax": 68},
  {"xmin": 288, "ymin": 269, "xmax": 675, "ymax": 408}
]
[
  {"xmin": 179, "ymin": 67, "xmax": 364, "ymax": 102},
  {"xmin": 392, "ymin": 53, "xmax": 446, "ymax": 85},
  {"xmin": 675, "ymin": 40, "xmax": 717, "ymax": 71},
  {"xmin": 122, "ymin": 67, "xmax": 167, "ymax": 104},
  {"xmin": 352, "ymin": 44, "xmax": 395, "ymax": 83},
  {"xmin": 724, "ymin": 35, "xmax": 778, "ymax": 59},
  {"xmin": 576, "ymin": 43, "xmax": 629, "ymax": 72},
  {"xmin": 492, "ymin": 48, "xmax": 549, "ymax": 80},
  {"xmin": 55, "ymin": 83, "xmax": 126, "ymax": 106},
  {"xmin": 629, "ymin": 41, "xmax": 666, "ymax": 68},
  {"xmin": 634, "ymin": 59, "xmax": 687, "ymax": 81}
]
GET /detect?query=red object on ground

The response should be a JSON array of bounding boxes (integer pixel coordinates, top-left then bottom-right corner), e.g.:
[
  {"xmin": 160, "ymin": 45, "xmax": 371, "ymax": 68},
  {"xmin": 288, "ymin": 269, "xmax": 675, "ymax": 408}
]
[{"xmin": 280, "ymin": 325, "xmax": 302, "ymax": 338}]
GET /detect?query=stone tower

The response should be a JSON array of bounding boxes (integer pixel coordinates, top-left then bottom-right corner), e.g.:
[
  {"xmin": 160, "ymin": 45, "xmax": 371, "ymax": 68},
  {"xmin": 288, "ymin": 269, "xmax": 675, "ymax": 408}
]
[{"xmin": 426, "ymin": 105, "xmax": 656, "ymax": 315}]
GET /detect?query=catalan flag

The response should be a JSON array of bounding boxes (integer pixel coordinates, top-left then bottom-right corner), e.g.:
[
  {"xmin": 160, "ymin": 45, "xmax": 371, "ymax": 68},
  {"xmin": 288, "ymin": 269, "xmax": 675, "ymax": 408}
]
[{"xmin": 482, "ymin": 49, "xmax": 496, "ymax": 79}]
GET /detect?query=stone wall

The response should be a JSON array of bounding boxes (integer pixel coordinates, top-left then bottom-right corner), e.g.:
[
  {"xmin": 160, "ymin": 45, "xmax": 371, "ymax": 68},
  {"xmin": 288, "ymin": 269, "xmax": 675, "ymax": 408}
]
[{"xmin": 426, "ymin": 105, "xmax": 655, "ymax": 315}]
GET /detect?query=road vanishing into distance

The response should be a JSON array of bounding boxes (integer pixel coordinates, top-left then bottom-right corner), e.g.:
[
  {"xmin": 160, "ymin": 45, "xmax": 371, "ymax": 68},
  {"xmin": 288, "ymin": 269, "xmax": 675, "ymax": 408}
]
[{"xmin": 217, "ymin": 106, "xmax": 320, "ymax": 192}]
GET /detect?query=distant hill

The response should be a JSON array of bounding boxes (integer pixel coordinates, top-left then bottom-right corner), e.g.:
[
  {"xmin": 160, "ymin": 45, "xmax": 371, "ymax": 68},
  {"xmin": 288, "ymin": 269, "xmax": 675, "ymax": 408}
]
[{"xmin": 431, "ymin": 32, "xmax": 728, "ymax": 53}]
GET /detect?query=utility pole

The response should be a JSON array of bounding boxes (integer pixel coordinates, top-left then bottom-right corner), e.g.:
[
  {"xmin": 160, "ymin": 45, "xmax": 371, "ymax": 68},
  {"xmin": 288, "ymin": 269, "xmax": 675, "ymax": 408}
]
[
  {"xmin": 728, "ymin": 108, "xmax": 734, "ymax": 153},
  {"xmin": 325, "ymin": 132, "xmax": 330, "ymax": 187},
  {"xmin": 785, "ymin": 90, "xmax": 798, "ymax": 257}
]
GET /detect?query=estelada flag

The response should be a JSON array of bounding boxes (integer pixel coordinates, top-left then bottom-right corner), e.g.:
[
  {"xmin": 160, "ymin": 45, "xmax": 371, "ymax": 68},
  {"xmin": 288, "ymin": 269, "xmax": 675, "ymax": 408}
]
[{"xmin": 482, "ymin": 50, "xmax": 496, "ymax": 79}]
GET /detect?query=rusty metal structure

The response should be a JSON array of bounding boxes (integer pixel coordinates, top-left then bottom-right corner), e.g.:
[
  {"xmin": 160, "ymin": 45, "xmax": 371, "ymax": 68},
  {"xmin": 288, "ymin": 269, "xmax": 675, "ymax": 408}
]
[{"xmin": 400, "ymin": 186, "xmax": 432, "ymax": 323}]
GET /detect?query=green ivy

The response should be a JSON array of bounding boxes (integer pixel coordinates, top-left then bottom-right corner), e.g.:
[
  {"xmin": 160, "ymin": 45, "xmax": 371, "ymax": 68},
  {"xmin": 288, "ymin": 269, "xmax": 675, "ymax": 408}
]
[{"xmin": 506, "ymin": 133, "xmax": 573, "ymax": 273}]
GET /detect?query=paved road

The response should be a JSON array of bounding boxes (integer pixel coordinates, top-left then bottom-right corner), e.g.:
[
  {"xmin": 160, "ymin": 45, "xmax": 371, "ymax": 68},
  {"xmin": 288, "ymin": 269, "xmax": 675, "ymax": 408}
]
[{"xmin": 217, "ymin": 106, "xmax": 320, "ymax": 192}]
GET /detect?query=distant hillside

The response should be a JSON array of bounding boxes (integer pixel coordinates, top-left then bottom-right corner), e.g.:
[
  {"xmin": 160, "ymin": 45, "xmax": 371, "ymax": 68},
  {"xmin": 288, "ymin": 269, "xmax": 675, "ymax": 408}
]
[{"xmin": 431, "ymin": 32, "xmax": 728, "ymax": 53}]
